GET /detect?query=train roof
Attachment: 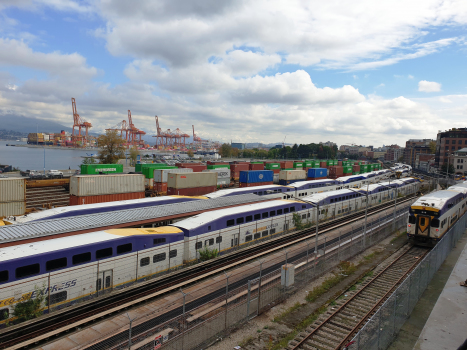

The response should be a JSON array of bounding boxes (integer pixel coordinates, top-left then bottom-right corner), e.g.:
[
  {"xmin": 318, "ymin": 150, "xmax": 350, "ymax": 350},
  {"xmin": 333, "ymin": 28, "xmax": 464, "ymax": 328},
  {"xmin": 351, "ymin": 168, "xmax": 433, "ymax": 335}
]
[
  {"xmin": 412, "ymin": 191, "xmax": 461, "ymax": 210},
  {"xmin": 9, "ymin": 196, "xmax": 197, "ymax": 224},
  {"xmin": 288, "ymin": 179, "xmax": 339, "ymax": 189},
  {"xmin": 172, "ymin": 200, "xmax": 303, "ymax": 230},
  {"xmin": 0, "ymin": 228, "xmax": 183, "ymax": 262},
  {"xmin": 336, "ymin": 175, "xmax": 365, "ymax": 183},
  {"xmin": 300, "ymin": 189, "xmax": 359, "ymax": 205},
  {"xmin": 204, "ymin": 185, "xmax": 290, "ymax": 198},
  {"xmin": 447, "ymin": 184, "xmax": 467, "ymax": 194}
]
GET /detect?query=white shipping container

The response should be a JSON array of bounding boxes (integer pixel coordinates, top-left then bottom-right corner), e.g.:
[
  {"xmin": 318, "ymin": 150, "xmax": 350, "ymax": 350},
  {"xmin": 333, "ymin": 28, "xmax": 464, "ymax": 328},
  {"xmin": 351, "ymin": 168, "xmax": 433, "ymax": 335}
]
[
  {"xmin": 70, "ymin": 174, "xmax": 145, "ymax": 196},
  {"xmin": 0, "ymin": 201, "xmax": 26, "ymax": 217},
  {"xmin": 217, "ymin": 178, "xmax": 230, "ymax": 186},
  {"xmin": 168, "ymin": 172, "xmax": 218, "ymax": 189},
  {"xmin": 202, "ymin": 168, "xmax": 231, "ymax": 179},
  {"xmin": 44, "ymin": 135, "xmax": 50, "ymax": 141},
  {"xmin": 279, "ymin": 170, "xmax": 307, "ymax": 181},
  {"xmin": 145, "ymin": 178, "xmax": 154, "ymax": 190},
  {"xmin": 154, "ymin": 168, "xmax": 193, "ymax": 183},
  {"xmin": 0, "ymin": 178, "xmax": 26, "ymax": 202},
  {"xmin": 273, "ymin": 173, "xmax": 280, "ymax": 184}
]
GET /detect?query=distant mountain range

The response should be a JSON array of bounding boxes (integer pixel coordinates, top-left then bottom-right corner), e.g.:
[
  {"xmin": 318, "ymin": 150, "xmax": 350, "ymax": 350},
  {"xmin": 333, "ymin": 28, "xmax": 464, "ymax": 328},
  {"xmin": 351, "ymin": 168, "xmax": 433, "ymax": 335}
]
[{"xmin": 0, "ymin": 114, "xmax": 73, "ymax": 134}]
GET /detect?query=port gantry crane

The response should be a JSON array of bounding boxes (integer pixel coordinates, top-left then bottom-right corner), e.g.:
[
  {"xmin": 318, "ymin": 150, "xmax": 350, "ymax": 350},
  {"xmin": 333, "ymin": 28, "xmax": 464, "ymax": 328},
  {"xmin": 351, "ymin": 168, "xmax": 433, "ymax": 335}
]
[
  {"xmin": 71, "ymin": 97, "xmax": 92, "ymax": 147},
  {"xmin": 192, "ymin": 125, "xmax": 207, "ymax": 150},
  {"xmin": 153, "ymin": 116, "xmax": 190, "ymax": 150},
  {"xmin": 105, "ymin": 110, "xmax": 146, "ymax": 148}
]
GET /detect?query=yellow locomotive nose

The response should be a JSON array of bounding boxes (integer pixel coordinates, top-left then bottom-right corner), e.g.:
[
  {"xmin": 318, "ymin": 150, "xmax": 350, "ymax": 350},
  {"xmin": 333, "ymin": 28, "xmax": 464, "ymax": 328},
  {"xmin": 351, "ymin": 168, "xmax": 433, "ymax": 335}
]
[{"xmin": 418, "ymin": 216, "xmax": 430, "ymax": 233}]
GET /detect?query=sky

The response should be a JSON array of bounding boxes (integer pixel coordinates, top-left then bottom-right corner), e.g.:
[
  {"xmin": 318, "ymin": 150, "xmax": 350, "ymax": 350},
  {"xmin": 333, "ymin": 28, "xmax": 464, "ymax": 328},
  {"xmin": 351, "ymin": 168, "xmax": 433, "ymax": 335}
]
[{"xmin": 0, "ymin": 0, "xmax": 466, "ymax": 147}]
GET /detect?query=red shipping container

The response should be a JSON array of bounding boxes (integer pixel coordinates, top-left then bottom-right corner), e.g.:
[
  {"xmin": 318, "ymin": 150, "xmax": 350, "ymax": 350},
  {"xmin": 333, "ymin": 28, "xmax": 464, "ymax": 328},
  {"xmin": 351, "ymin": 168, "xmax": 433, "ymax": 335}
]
[
  {"xmin": 238, "ymin": 181, "xmax": 274, "ymax": 188},
  {"xmin": 329, "ymin": 166, "xmax": 344, "ymax": 176},
  {"xmin": 307, "ymin": 177, "xmax": 327, "ymax": 180},
  {"xmin": 207, "ymin": 161, "xmax": 229, "ymax": 165},
  {"xmin": 230, "ymin": 163, "xmax": 249, "ymax": 180},
  {"xmin": 273, "ymin": 169, "xmax": 281, "ymax": 174},
  {"xmin": 167, "ymin": 186, "xmax": 217, "ymax": 196},
  {"xmin": 176, "ymin": 163, "xmax": 207, "ymax": 172},
  {"xmin": 249, "ymin": 163, "xmax": 264, "ymax": 170},
  {"xmin": 352, "ymin": 165, "xmax": 360, "ymax": 171},
  {"xmin": 70, "ymin": 192, "xmax": 145, "ymax": 206},
  {"xmin": 343, "ymin": 173, "xmax": 352, "ymax": 176},
  {"xmin": 154, "ymin": 182, "xmax": 168, "ymax": 193},
  {"xmin": 338, "ymin": 161, "xmax": 342, "ymax": 166},
  {"xmin": 320, "ymin": 162, "xmax": 328, "ymax": 168},
  {"xmin": 280, "ymin": 161, "xmax": 293, "ymax": 169}
]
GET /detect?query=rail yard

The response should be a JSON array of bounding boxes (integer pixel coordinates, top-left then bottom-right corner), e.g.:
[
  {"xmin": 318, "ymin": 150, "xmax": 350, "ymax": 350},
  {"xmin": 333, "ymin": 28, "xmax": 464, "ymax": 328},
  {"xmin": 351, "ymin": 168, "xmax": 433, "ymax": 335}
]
[{"xmin": 0, "ymin": 160, "xmax": 465, "ymax": 350}]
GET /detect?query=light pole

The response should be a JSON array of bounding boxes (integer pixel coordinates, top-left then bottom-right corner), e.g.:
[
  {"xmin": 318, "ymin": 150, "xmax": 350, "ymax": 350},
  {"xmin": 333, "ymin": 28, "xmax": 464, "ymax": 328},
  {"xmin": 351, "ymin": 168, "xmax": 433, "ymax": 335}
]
[
  {"xmin": 315, "ymin": 204, "xmax": 320, "ymax": 255},
  {"xmin": 43, "ymin": 146, "xmax": 46, "ymax": 175},
  {"xmin": 125, "ymin": 312, "xmax": 137, "ymax": 350},
  {"xmin": 363, "ymin": 182, "xmax": 369, "ymax": 248},
  {"xmin": 180, "ymin": 288, "xmax": 188, "ymax": 350},
  {"xmin": 380, "ymin": 183, "xmax": 397, "ymax": 230}
]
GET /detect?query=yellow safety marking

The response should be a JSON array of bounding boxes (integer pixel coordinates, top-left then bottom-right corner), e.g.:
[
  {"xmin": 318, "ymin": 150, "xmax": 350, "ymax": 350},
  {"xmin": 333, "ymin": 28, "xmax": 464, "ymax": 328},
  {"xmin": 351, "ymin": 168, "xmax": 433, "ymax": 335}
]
[
  {"xmin": 106, "ymin": 227, "xmax": 183, "ymax": 236},
  {"xmin": 411, "ymin": 206, "xmax": 440, "ymax": 212}
]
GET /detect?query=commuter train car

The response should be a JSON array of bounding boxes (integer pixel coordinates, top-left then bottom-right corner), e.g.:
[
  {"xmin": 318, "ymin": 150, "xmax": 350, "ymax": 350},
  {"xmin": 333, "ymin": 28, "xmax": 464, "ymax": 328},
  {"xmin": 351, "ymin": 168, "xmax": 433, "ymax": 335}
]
[
  {"xmin": 407, "ymin": 183, "xmax": 467, "ymax": 246},
  {"xmin": 6, "ymin": 196, "xmax": 201, "ymax": 224},
  {"xmin": 204, "ymin": 185, "xmax": 295, "ymax": 199}
]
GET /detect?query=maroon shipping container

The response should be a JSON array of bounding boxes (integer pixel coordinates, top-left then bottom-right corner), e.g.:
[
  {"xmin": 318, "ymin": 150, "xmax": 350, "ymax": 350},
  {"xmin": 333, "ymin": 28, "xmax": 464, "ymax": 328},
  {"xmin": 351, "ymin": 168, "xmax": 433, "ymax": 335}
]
[
  {"xmin": 280, "ymin": 161, "xmax": 293, "ymax": 169},
  {"xmin": 167, "ymin": 186, "xmax": 217, "ymax": 196},
  {"xmin": 154, "ymin": 182, "xmax": 168, "ymax": 193},
  {"xmin": 249, "ymin": 163, "xmax": 264, "ymax": 171},
  {"xmin": 343, "ymin": 173, "xmax": 352, "ymax": 176},
  {"xmin": 273, "ymin": 169, "xmax": 281, "ymax": 174},
  {"xmin": 320, "ymin": 161, "xmax": 328, "ymax": 168},
  {"xmin": 230, "ymin": 163, "xmax": 249, "ymax": 180},
  {"xmin": 176, "ymin": 163, "xmax": 207, "ymax": 172},
  {"xmin": 307, "ymin": 177, "xmax": 327, "ymax": 180},
  {"xmin": 70, "ymin": 192, "xmax": 145, "ymax": 206},
  {"xmin": 239, "ymin": 181, "xmax": 274, "ymax": 188},
  {"xmin": 354, "ymin": 162, "xmax": 359, "ymax": 165},
  {"xmin": 353, "ymin": 165, "xmax": 360, "ymax": 172},
  {"xmin": 329, "ymin": 166, "xmax": 344, "ymax": 177},
  {"xmin": 338, "ymin": 161, "xmax": 342, "ymax": 166},
  {"xmin": 207, "ymin": 161, "xmax": 229, "ymax": 165}
]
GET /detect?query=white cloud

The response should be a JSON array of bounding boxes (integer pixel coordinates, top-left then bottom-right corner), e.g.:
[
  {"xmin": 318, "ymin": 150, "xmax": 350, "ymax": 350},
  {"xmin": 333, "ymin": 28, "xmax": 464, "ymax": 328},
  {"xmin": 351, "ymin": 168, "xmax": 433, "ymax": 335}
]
[
  {"xmin": 439, "ymin": 97, "xmax": 452, "ymax": 103},
  {"xmin": 408, "ymin": 75, "xmax": 414, "ymax": 79},
  {"xmin": 418, "ymin": 80, "xmax": 441, "ymax": 92}
]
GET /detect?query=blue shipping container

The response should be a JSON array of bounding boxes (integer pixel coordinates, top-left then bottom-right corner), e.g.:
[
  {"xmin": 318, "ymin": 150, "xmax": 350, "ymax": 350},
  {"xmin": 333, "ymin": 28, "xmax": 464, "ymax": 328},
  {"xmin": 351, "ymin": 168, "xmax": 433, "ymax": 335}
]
[
  {"xmin": 239, "ymin": 170, "xmax": 274, "ymax": 183},
  {"xmin": 307, "ymin": 168, "xmax": 327, "ymax": 178}
]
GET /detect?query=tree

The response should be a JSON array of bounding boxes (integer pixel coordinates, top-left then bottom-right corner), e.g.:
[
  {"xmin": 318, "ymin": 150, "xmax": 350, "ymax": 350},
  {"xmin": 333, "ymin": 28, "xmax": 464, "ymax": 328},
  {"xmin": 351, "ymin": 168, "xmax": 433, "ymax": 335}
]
[
  {"xmin": 81, "ymin": 157, "xmax": 96, "ymax": 165},
  {"xmin": 11, "ymin": 285, "xmax": 46, "ymax": 323},
  {"xmin": 441, "ymin": 163, "xmax": 455, "ymax": 175},
  {"xmin": 397, "ymin": 155, "xmax": 404, "ymax": 162},
  {"xmin": 129, "ymin": 146, "xmax": 140, "ymax": 166},
  {"xmin": 187, "ymin": 150, "xmax": 194, "ymax": 158},
  {"xmin": 219, "ymin": 143, "xmax": 232, "ymax": 158},
  {"xmin": 231, "ymin": 147, "xmax": 240, "ymax": 157},
  {"xmin": 429, "ymin": 141, "xmax": 436, "ymax": 154},
  {"xmin": 97, "ymin": 130, "xmax": 126, "ymax": 164}
]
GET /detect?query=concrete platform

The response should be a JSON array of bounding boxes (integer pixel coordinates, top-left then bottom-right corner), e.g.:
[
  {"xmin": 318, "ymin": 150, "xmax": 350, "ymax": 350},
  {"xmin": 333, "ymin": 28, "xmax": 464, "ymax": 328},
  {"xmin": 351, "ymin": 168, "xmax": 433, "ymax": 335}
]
[
  {"xmin": 414, "ymin": 236, "xmax": 467, "ymax": 350},
  {"xmin": 388, "ymin": 232, "xmax": 467, "ymax": 350}
]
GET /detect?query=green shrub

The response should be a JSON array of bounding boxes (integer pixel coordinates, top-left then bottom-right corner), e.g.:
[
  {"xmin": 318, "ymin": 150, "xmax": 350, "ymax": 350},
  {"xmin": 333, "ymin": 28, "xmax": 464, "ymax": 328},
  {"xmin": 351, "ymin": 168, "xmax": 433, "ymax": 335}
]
[{"xmin": 198, "ymin": 247, "xmax": 219, "ymax": 261}]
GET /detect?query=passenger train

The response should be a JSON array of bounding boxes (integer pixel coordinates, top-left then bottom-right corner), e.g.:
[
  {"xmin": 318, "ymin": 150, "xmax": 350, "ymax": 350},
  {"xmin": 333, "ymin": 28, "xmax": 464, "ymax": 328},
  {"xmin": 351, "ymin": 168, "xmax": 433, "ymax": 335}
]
[
  {"xmin": 407, "ymin": 182, "xmax": 467, "ymax": 246},
  {"xmin": 0, "ymin": 178, "xmax": 420, "ymax": 323}
]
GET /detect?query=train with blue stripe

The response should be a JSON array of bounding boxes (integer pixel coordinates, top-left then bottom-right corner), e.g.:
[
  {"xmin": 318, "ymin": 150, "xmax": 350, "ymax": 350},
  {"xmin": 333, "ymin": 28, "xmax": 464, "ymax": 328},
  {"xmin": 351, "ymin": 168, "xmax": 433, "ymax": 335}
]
[
  {"xmin": 407, "ymin": 182, "xmax": 467, "ymax": 246},
  {"xmin": 0, "ymin": 178, "xmax": 420, "ymax": 324}
]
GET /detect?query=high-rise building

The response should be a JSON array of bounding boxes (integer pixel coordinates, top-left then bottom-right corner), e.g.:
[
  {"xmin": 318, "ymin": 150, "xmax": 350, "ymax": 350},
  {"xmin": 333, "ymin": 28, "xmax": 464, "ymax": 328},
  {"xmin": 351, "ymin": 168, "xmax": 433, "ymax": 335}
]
[
  {"xmin": 403, "ymin": 139, "xmax": 434, "ymax": 167},
  {"xmin": 435, "ymin": 128, "xmax": 467, "ymax": 168}
]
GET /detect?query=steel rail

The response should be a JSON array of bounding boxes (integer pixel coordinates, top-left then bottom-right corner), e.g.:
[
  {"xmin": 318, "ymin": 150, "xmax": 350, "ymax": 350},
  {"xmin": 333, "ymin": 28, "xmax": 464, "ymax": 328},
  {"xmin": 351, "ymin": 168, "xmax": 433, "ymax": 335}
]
[{"xmin": 0, "ymin": 195, "xmax": 416, "ymax": 349}]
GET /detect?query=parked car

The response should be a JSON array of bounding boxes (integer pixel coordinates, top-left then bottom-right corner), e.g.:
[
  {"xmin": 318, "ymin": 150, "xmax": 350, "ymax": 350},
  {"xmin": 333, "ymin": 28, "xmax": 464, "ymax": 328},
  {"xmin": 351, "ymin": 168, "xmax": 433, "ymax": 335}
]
[{"xmin": 47, "ymin": 170, "xmax": 63, "ymax": 178}]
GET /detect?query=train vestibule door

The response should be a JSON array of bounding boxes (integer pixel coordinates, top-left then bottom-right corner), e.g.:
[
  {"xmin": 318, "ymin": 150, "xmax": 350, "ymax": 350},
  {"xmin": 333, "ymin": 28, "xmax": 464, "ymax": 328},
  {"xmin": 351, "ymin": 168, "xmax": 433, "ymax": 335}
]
[{"xmin": 97, "ymin": 269, "xmax": 113, "ymax": 294}]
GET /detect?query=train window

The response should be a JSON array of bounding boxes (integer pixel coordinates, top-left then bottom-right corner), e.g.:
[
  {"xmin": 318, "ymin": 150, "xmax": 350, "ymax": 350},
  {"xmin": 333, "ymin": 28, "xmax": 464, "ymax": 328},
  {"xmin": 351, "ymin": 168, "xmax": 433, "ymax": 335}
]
[
  {"xmin": 169, "ymin": 250, "xmax": 177, "ymax": 258},
  {"xmin": 246, "ymin": 215, "xmax": 253, "ymax": 222},
  {"xmin": 153, "ymin": 253, "xmax": 166, "ymax": 263},
  {"xmin": 420, "ymin": 218, "xmax": 426, "ymax": 226},
  {"xmin": 216, "ymin": 236, "xmax": 222, "ymax": 243},
  {"xmin": 46, "ymin": 257, "xmax": 67, "ymax": 271},
  {"xmin": 254, "ymin": 214, "xmax": 261, "ymax": 220},
  {"xmin": 258, "ymin": 191, "xmax": 263, "ymax": 195},
  {"xmin": 408, "ymin": 216, "xmax": 416, "ymax": 224},
  {"xmin": 105, "ymin": 276, "xmax": 111, "ymax": 288},
  {"xmin": 290, "ymin": 207, "xmax": 295, "ymax": 212},
  {"xmin": 237, "ymin": 217, "xmax": 244, "ymax": 224},
  {"xmin": 262, "ymin": 230, "xmax": 268, "ymax": 237},
  {"xmin": 270, "ymin": 228, "xmax": 276, "ymax": 234},
  {"xmin": 346, "ymin": 196, "xmax": 349, "ymax": 199},
  {"xmin": 254, "ymin": 233, "xmax": 261, "ymax": 239},
  {"xmin": 154, "ymin": 238, "xmax": 166, "ymax": 245},
  {"xmin": 302, "ymin": 214, "xmax": 306, "ymax": 219},
  {"xmin": 48, "ymin": 291, "xmax": 67, "ymax": 306},
  {"xmin": 96, "ymin": 247, "xmax": 113, "ymax": 260},
  {"xmin": 245, "ymin": 235, "xmax": 252, "ymax": 242},
  {"xmin": 0, "ymin": 308, "xmax": 8, "ymax": 321},
  {"xmin": 431, "ymin": 219, "xmax": 440, "ymax": 228},
  {"xmin": 253, "ymin": 192, "xmax": 257, "ymax": 195},
  {"xmin": 270, "ymin": 210, "xmax": 276, "ymax": 217},
  {"xmin": 209, "ymin": 238, "xmax": 214, "ymax": 246},
  {"xmin": 308, "ymin": 213, "xmax": 311, "ymax": 218},
  {"xmin": 227, "ymin": 219, "xmax": 235, "ymax": 227},
  {"xmin": 284, "ymin": 208, "xmax": 289, "ymax": 213},
  {"xmin": 331, "ymin": 199, "xmax": 334, "ymax": 203},
  {"xmin": 16, "ymin": 263, "xmax": 40, "ymax": 279},
  {"xmin": 277, "ymin": 209, "xmax": 283, "ymax": 215},
  {"xmin": 140, "ymin": 257, "xmax": 150, "ymax": 267},
  {"xmin": 208, "ymin": 226, "xmax": 211, "ymax": 230},
  {"xmin": 262, "ymin": 212, "xmax": 269, "ymax": 219},
  {"xmin": 96, "ymin": 278, "xmax": 102, "ymax": 291},
  {"xmin": 73, "ymin": 252, "xmax": 91, "ymax": 265},
  {"xmin": 195, "ymin": 242, "xmax": 202, "ymax": 249},
  {"xmin": 0, "ymin": 270, "xmax": 8, "ymax": 283},
  {"xmin": 117, "ymin": 243, "xmax": 132, "ymax": 255}
]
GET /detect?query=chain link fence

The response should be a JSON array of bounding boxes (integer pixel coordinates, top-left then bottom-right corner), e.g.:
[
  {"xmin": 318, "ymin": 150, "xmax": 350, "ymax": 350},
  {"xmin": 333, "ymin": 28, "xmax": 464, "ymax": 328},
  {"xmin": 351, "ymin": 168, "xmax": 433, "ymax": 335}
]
[
  {"xmin": 74, "ymin": 198, "xmax": 415, "ymax": 350},
  {"xmin": 347, "ymin": 210, "xmax": 467, "ymax": 350}
]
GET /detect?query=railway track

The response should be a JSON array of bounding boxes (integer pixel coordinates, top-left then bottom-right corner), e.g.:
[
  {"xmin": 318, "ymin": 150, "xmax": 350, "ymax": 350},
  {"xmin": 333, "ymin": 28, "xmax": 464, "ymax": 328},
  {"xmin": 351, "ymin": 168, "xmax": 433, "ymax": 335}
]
[
  {"xmin": 0, "ymin": 195, "xmax": 417, "ymax": 350},
  {"xmin": 288, "ymin": 245, "xmax": 430, "ymax": 350}
]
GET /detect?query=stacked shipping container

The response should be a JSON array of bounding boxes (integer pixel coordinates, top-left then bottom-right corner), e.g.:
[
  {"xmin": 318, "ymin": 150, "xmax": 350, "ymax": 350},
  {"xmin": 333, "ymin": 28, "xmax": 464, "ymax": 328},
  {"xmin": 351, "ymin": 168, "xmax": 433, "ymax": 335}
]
[
  {"xmin": 0, "ymin": 178, "xmax": 26, "ymax": 217},
  {"xmin": 167, "ymin": 172, "xmax": 217, "ymax": 195},
  {"xmin": 307, "ymin": 168, "xmax": 327, "ymax": 180},
  {"xmin": 202, "ymin": 168, "xmax": 231, "ymax": 187},
  {"xmin": 230, "ymin": 163, "xmax": 249, "ymax": 180},
  {"xmin": 175, "ymin": 163, "xmax": 208, "ymax": 172},
  {"xmin": 80, "ymin": 164, "xmax": 123, "ymax": 175},
  {"xmin": 239, "ymin": 170, "xmax": 274, "ymax": 187},
  {"xmin": 153, "ymin": 168, "xmax": 193, "ymax": 193},
  {"xmin": 278, "ymin": 170, "xmax": 306, "ymax": 185}
]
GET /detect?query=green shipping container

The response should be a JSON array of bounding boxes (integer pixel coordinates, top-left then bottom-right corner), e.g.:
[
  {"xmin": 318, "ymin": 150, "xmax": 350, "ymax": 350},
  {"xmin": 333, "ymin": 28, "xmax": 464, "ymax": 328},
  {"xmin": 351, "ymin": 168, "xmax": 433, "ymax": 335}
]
[
  {"xmin": 303, "ymin": 161, "xmax": 312, "ymax": 168},
  {"xmin": 265, "ymin": 163, "xmax": 280, "ymax": 170},
  {"xmin": 207, "ymin": 164, "xmax": 230, "ymax": 169},
  {"xmin": 293, "ymin": 162, "xmax": 303, "ymax": 168},
  {"xmin": 142, "ymin": 165, "xmax": 177, "ymax": 178},
  {"xmin": 283, "ymin": 168, "xmax": 294, "ymax": 171},
  {"xmin": 326, "ymin": 160, "xmax": 332, "ymax": 166},
  {"xmin": 80, "ymin": 164, "xmax": 123, "ymax": 175},
  {"xmin": 343, "ymin": 165, "xmax": 352, "ymax": 173},
  {"xmin": 251, "ymin": 162, "xmax": 263, "ymax": 164},
  {"xmin": 312, "ymin": 161, "xmax": 321, "ymax": 168},
  {"xmin": 135, "ymin": 163, "xmax": 172, "ymax": 173},
  {"xmin": 352, "ymin": 171, "xmax": 360, "ymax": 175}
]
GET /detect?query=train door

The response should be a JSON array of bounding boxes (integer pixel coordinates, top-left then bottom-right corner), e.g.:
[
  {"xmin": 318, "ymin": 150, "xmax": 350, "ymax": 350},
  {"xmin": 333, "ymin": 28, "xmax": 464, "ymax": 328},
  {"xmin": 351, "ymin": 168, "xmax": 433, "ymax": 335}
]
[
  {"xmin": 97, "ymin": 269, "xmax": 113, "ymax": 294},
  {"xmin": 231, "ymin": 234, "xmax": 238, "ymax": 248},
  {"xmin": 416, "ymin": 215, "xmax": 431, "ymax": 238}
]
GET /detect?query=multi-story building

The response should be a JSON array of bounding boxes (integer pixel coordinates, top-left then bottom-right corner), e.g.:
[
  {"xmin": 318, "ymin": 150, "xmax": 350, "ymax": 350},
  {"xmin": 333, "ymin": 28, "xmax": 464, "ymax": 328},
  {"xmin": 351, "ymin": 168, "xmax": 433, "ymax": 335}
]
[
  {"xmin": 231, "ymin": 142, "xmax": 246, "ymax": 150},
  {"xmin": 415, "ymin": 153, "xmax": 435, "ymax": 172},
  {"xmin": 435, "ymin": 128, "xmax": 467, "ymax": 168},
  {"xmin": 453, "ymin": 148, "xmax": 467, "ymax": 175},
  {"xmin": 384, "ymin": 145, "xmax": 403, "ymax": 162},
  {"xmin": 403, "ymin": 139, "xmax": 434, "ymax": 167},
  {"xmin": 320, "ymin": 141, "xmax": 336, "ymax": 148}
]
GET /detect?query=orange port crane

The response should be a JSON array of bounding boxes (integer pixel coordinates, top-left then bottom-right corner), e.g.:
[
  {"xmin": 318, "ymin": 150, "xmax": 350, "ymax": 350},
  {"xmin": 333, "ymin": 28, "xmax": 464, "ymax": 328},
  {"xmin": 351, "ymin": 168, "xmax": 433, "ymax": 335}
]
[
  {"xmin": 192, "ymin": 125, "xmax": 207, "ymax": 149},
  {"xmin": 127, "ymin": 110, "xmax": 146, "ymax": 148},
  {"xmin": 153, "ymin": 116, "xmax": 190, "ymax": 149},
  {"xmin": 105, "ymin": 119, "xmax": 130, "ymax": 146},
  {"xmin": 71, "ymin": 97, "xmax": 92, "ymax": 147}
]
